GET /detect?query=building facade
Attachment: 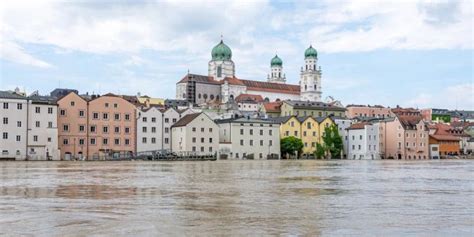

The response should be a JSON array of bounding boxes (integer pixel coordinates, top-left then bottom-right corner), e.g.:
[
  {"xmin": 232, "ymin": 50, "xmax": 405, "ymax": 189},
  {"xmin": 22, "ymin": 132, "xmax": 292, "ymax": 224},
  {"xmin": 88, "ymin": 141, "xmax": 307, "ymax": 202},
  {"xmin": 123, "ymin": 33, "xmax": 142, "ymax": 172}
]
[
  {"xmin": 171, "ymin": 113, "xmax": 219, "ymax": 155},
  {"xmin": 0, "ymin": 91, "xmax": 28, "ymax": 160},
  {"xmin": 280, "ymin": 100, "xmax": 346, "ymax": 118},
  {"xmin": 136, "ymin": 107, "xmax": 181, "ymax": 152},
  {"xmin": 346, "ymin": 122, "xmax": 380, "ymax": 160},
  {"xmin": 27, "ymin": 95, "xmax": 60, "ymax": 160},
  {"xmin": 217, "ymin": 117, "xmax": 280, "ymax": 159},
  {"xmin": 346, "ymin": 104, "xmax": 392, "ymax": 119}
]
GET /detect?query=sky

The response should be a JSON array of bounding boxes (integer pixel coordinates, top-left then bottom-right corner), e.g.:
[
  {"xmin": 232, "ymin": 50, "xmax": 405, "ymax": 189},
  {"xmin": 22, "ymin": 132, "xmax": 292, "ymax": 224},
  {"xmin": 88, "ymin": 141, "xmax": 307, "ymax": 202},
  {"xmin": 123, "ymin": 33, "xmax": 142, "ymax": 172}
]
[{"xmin": 0, "ymin": 0, "xmax": 473, "ymax": 110}]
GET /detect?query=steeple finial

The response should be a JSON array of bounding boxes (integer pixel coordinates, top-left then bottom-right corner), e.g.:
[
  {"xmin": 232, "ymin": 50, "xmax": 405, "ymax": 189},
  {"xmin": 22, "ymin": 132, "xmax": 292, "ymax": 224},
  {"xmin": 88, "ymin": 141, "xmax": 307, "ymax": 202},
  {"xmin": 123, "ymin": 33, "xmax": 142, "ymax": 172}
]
[{"xmin": 220, "ymin": 34, "xmax": 223, "ymax": 43}]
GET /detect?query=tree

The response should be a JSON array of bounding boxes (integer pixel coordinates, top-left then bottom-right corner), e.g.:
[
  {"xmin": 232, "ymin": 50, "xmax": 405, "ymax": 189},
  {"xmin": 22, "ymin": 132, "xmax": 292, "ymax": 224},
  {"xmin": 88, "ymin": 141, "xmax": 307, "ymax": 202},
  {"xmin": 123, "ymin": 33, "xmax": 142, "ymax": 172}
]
[
  {"xmin": 314, "ymin": 143, "xmax": 326, "ymax": 159},
  {"xmin": 281, "ymin": 136, "xmax": 304, "ymax": 158},
  {"xmin": 320, "ymin": 124, "xmax": 344, "ymax": 159}
]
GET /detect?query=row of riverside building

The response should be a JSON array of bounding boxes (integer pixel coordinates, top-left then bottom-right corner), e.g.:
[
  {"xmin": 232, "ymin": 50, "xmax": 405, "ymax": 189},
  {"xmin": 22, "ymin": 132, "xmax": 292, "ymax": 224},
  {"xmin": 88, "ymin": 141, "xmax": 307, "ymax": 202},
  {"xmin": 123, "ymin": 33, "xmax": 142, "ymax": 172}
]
[{"xmin": 1, "ymin": 88, "xmax": 473, "ymax": 160}]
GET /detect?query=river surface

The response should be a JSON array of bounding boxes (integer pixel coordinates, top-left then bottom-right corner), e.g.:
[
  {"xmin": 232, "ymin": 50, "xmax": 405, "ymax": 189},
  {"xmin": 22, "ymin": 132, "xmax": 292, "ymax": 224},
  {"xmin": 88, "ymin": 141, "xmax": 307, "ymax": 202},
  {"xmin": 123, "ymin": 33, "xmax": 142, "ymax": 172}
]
[{"xmin": 0, "ymin": 160, "xmax": 472, "ymax": 236}]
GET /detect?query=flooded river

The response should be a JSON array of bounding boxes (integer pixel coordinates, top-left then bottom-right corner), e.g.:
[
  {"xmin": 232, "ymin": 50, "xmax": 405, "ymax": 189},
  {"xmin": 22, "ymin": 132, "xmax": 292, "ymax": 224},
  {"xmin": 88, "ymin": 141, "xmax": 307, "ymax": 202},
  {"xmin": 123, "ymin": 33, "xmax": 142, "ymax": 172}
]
[{"xmin": 0, "ymin": 160, "xmax": 472, "ymax": 236}]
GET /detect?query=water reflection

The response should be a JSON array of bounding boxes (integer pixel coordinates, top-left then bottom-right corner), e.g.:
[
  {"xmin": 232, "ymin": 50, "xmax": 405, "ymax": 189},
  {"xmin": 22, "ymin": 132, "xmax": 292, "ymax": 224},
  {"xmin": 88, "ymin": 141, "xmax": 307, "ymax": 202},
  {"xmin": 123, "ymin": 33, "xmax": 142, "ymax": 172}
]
[{"xmin": 0, "ymin": 160, "xmax": 472, "ymax": 236}]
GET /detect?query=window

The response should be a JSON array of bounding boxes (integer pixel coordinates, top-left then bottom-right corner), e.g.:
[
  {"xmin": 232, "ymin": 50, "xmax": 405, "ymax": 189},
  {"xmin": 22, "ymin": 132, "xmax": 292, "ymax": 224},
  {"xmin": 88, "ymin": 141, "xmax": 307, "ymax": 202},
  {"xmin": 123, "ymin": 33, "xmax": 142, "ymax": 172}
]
[
  {"xmin": 124, "ymin": 127, "xmax": 129, "ymax": 134},
  {"xmin": 165, "ymin": 138, "xmax": 169, "ymax": 144},
  {"xmin": 165, "ymin": 127, "xmax": 169, "ymax": 133},
  {"xmin": 217, "ymin": 66, "xmax": 222, "ymax": 77},
  {"xmin": 192, "ymin": 146, "xmax": 196, "ymax": 152},
  {"xmin": 2, "ymin": 117, "xmax": 7, "ymax": 124},
  {"xmin": 90, "ymin": 125, "xmax": 96, "ymax": 133},
  {"xmin": 165, "ymin": 118, "xmax": 169, "ymax": 123},
  {"xmin": 209, "ymin": 128, "xmax": 213, "ymax": 133},
  {"xmin": 70, "ymin": 101, "xmax": 75, "ymax": 106},
  {"xmin": 16, "ymin": 135, "xmax": 21, "ymax": 142},
  {"xmin": 250, "ymin": 140, "xmax": 254, "ymax": 146},
  {"xmin": 240, "ymin": 140, "xmax": 244, "ymax": 146},
  {"xmin": 63, "ymin": 138, "xmax": 68, "ymax": 145},
  {"xmin": 79, "ymin": 110, "xmax": 85, "ymax": 117},
  {"xmin": 48, "ymin": 107, "xmax": 53, "ymax": 114},
  {"xmin": 48, "ymin": 122, "xmax": 53, "ymax": 128},
  {"xmin": 269, "ymin": 140, "xmax": 273, "ymax": 146},
  {"xmin": 79, "ymin": 125, "xmax": 85, "ymax": 132},
  {"xmin": 115, "ymin": 127, "xmax": 120, "ymax": 134},
  {"xmin": 250, "ymin": 129, "xmax": 253, "ymax": 135},
  {"xmin": 63, "ymin": 124, "xmax": 69, "ymax": 132},
  {"xmin": 35, "ymin": 121, "xmax": 40, "ymax": 128},
  {"xmin": 114, "ymin": 103, "xmax": 118, "ymax": 108},
  {"xmin": 35, "ymin": 107, "xmax": 40, "ymax": 113},
  {"xmin": 125, "ymin": 139, "xmax": 130, "ymax": 145},
  {"xmin": 294, "ymin": 131, "xmax": 298, "ymax": 136},
  {"xmin": 79, "ymin": 139, "xmax": 84, "ymax": 145},
  {"xmin": 114, "ymin": 139, "xmax": 120, "ymax": 145},
  {"xmin": 17, "ymin": 103, "xmax": 22, "ymax": 110},
  {"xmin": 358, "ymin": 145, "xmax": 361, "ymax": 150},
  {"xmin": 240, "ymin": 129, "xmax": 244, "ymax": 135},
  {"xmin": 103, "ymin": 113, "xmax": 109, "ymax": 120},
  {"xmin": 192, "ymin": 137, "xmax": 196, "ymax": 143},
  {"xmin": 93, "ymin": 112, "xmax": 99, "ymax": 119},
  {"xmin": 151, "ymin": 138, "xmax": 156, "ymax": 144},
  {"xmin": 143, "ymin": 127, "xmax": 147, "ymax": 133},
  {"xmin": 151, "ymin": 127, "xmax": 156, "ymax": 133},
  {"xmin": 142, "ymin": 137, "xmax": 147, "ymax": 143},
  {"xmin": 260, "ymin": 140, "xmax": 263, "ymax": 146},
  {"xmin": 192, "ymin": 127, "xmax": 196, "ymax": 132},
  {"xmin": 103, "ymin": 138, "xmax": 108, "ymax": 145},
  {"xmin": 209, "ymin": 147, "xmax": 213, "ymax": 153},
  {"xmin": 60, "ymin": 109, "xmax": 66, "ymax": 116},
  {"xmin": 103, "ymin": 126, "xmax": 109, "ymax": 133},
  {"xmin": 143, "ymin": 117, "xmax": 147, "ymax": 122},
  {"xmin": 209, "ymin": 138, "xmax": 213, "ymax": 143},
  {"xmin": 201, "ymin": 137, "xmax": 204, "ymax": 143},
  {"xmin": 114, "ymin": 113, "xmax": 120, "ymax": 120},
  {"xmin": 201, "ymin": 127, "xmax": 204, "ymax": 132},
  {"xmin": 3, "ymin": 103, "xmax": 8, "ymax": 109},
  {"xmin": 360, "ymin": 135, "xmax": 362, "ymax": 140},
  {"xmin": 303, "ymin": 131, "xmax": 307, "ymax": 136},
  {"xmin": 125, "ymin": 114, "xmax": 130, "ymax": 121},
  {"xmin": 200, "ymin": 147, "xmax": 204, "ymax": 152},
  {"xmin": 105, "ymin": 103, "xmax": 109, "ymax": 108},
  {"xmin": 151, "ymin": 117, "xmax": 156, "ymax": 123},
  {"xmin": 91, "ymin": 138, "xmax": 96, "ymax": 145},
  {"xmin": 172, "ymin": 118, "xmax": 177, "ymax": 123}
]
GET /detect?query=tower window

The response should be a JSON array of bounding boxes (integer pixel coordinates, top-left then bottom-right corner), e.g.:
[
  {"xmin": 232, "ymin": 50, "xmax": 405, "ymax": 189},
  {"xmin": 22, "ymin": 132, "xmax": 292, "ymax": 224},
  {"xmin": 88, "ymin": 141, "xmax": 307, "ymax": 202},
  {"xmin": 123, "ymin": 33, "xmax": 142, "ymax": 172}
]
[
  {"xmin": 314, "ymin": 65, "xmax": 316, "ymax": 70},
  {"xmin": 217, "ymin": 66, "xmax": 222, "ymax": 77},
  {"xmin": 305, "ymin": 85, "xmax": 307, "ymax": 90}
]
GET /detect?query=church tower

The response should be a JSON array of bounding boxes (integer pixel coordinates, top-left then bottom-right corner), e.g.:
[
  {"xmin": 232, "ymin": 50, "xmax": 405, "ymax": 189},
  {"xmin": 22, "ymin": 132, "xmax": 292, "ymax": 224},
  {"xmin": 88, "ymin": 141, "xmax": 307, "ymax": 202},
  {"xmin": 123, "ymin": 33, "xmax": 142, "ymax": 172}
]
[
  {"xmin": 300, "ymin": 45, "xmax": 322, "ymax": 102},
  {"xmin": 267, "ymin": 55, "xmax": 286, "ymax": 84},
  {"xmin": 208, "ymin": 39, "xmax": 235, "ymax": 80}
]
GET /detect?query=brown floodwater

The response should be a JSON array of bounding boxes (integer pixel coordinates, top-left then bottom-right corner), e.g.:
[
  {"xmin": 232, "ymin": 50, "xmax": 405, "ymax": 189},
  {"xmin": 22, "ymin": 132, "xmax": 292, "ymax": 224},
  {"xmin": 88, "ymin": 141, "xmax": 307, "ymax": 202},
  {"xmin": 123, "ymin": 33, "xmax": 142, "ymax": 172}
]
[{"xmin": 0, "ymin": 160, "xmax": 473, "ymax": 236}]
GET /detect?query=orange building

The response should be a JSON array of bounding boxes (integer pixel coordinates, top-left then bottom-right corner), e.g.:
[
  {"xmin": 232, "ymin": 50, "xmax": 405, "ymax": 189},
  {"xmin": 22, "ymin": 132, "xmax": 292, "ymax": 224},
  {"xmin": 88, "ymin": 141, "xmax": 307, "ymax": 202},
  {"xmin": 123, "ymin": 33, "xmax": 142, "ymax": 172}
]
[{"xmin": 428, "ymin": 124, "xmax": 460, "ymax": 156}]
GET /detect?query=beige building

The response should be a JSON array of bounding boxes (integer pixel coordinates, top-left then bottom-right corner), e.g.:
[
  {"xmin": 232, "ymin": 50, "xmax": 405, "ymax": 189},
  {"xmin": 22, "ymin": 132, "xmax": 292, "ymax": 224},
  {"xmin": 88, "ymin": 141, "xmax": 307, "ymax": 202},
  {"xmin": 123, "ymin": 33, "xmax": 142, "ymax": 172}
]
[
  {"xmin": 346, "ymin": 104, "xmax": 392, "ymax": 119},
  {"xmin": 280, "ymin": 100, "xmax": 346, "ymax": 118},
  {"xmin": 171, "ymin": 113, "xmax": 219, "ymax": 155}
]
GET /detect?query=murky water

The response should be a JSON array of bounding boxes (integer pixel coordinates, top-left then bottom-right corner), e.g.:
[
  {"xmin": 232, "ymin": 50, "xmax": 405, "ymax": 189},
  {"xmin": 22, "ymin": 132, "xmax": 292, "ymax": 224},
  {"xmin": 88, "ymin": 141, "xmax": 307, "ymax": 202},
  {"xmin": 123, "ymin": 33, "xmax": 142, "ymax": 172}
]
[{"xmin": 0, "ymin": 160, "xmax": 473, "ymax": 236}]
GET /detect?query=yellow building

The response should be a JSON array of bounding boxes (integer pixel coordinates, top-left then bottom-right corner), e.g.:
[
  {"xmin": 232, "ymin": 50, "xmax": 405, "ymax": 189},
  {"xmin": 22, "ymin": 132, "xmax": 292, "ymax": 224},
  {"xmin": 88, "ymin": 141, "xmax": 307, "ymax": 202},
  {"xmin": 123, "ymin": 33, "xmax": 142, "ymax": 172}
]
[
  {"xmin": 272, "ymin": 116, "xmax": 336, "ymax": 155},
  {"xmin": 137, "ymin": 96, "xmax": 165, "ymax": 107}
]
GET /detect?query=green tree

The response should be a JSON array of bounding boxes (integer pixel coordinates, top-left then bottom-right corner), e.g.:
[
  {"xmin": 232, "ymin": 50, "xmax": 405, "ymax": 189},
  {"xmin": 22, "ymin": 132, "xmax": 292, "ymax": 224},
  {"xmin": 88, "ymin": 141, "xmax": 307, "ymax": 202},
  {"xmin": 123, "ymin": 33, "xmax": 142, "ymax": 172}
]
[
  {"xmin": 314, "ymin": 143, "xmax": 326, "ymax": 159},
  {"xmin": 280, "ymin": 136, "xmax": 304, "ymax": 158},
  {"xmin": 321, "ymin": 124, "xmax": 344, "ymax": 159}
]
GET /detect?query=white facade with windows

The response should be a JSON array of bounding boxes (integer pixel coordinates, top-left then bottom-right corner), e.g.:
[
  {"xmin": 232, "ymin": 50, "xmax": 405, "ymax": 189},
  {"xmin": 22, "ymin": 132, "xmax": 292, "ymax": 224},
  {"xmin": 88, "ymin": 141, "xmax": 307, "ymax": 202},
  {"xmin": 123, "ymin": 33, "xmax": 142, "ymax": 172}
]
[
  {"xmin": 27, "ymin": 96, "xmax": 60, "ymax": 160},
  {"xmin": 171, "ymin": 113, "xmax": 219, "ymax": 155},
  {"xmin": 217, "ymin": 118, "xmax": 280, "ymax": 159},
  {"xmin": 136, "ymin": 107, "xmax": 181, "ymax": 152},
  {"xmin": 347, "ymin": 123, "xmax": 380, "ymax": 160},
  {"xmin": 333, "ymin": 117, "xmax": 353, "ymax": 159},
  {"xmin": 0, "ymin": 91, "xmax": 28, "ymax": 160}
]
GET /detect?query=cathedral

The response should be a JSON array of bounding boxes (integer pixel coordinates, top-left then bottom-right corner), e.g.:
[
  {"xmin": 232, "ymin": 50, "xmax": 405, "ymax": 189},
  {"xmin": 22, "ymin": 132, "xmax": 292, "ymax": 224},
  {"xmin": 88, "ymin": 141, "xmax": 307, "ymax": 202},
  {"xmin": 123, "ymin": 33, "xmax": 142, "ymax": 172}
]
[{"xmin": 176, "ymin": 39, "xmax": 323, "ymax": 105}]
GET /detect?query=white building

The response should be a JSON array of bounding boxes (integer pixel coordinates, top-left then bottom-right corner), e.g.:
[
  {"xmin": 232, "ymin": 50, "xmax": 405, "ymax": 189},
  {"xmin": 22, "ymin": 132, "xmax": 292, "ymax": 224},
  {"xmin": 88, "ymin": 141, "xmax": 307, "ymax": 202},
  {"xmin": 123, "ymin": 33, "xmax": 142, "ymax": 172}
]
[
  {"xmin": 0, "ymin": 91, "xmax": 28, "ymax": 160},
  {"xmin": 171, "ymin": 113, "xmax": 219, "ymax": 155},
  {"xmin": 347, "ymin": 122, "xmax": 380, "ymax": 160},
  {"xmin": 333, "ymin": 117, "xmax": 353, "ymax": 159},
  {"xmin": 136, "ymin": 107, "xmax": 182, "ymax": 152},
  {"xmin": 176, "ymin": 40, "xmax": 323, "ymax": 104},
  {"xmin": 27, "ymin": 95, "xmax": 60, "ymax": 160},
  {"xmin": 216, "ymin": 117, "xmax": 280, "ymax": 159}
]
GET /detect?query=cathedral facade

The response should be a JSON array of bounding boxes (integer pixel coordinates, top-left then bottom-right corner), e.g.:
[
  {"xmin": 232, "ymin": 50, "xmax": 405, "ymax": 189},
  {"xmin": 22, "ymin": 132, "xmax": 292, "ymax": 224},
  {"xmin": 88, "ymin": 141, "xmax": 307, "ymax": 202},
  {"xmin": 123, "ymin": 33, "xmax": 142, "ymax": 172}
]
[{"xmin": 176, "ymin": 40, "xmax": 323, "ymax": 105}]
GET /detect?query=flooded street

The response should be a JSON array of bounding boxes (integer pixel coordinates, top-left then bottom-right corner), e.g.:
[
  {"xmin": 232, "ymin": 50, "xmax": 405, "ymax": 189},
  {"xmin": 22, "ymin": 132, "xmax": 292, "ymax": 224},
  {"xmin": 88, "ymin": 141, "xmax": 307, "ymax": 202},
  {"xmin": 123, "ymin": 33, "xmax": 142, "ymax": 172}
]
[{"xmin": 0, "ymin": 160, "xmax": 473, "ymax": 236}]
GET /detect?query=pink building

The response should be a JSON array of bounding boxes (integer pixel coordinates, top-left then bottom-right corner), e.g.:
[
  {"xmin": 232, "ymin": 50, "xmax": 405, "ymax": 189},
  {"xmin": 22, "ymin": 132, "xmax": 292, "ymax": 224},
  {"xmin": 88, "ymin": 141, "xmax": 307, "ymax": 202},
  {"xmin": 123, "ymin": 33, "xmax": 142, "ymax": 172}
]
[
  {"xmin": 346, "ymin": 104, "xmax": 391, "ymax": 119},
  {"xmin": 57, "ymin": 92, "xmax": 89, "ymax": 160},
  {"xmin": 379, "ymin": 110, "xmax": 430, "ymax": 159},
  {"xmin": 87, "ymin": 94, "xmax": 137, "ymax": 159},
  {"xmin": 57, "ymin": 92, "xmax": 137, "ymax": 160}
]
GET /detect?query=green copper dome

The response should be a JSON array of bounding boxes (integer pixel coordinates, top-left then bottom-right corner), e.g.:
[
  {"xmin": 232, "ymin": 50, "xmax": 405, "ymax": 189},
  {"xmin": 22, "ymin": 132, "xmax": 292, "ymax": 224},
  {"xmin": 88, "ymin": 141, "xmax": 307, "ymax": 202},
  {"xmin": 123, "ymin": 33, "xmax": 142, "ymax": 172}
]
[
  {"xmin": 211, "ymin": 40, "xmax": 232, "ymax": 61},
  {"xmin": 304, "ymin": 45, "xmax": 318, "ymax": 59},
  {"xmin": 270, "ymin": 54, "xmax": 283, "ymax": 67}
]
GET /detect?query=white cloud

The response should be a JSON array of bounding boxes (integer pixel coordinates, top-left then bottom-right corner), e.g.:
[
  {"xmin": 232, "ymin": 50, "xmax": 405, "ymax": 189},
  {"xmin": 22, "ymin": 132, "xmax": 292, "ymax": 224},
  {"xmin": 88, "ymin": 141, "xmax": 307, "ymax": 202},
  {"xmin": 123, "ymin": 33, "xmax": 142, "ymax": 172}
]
[
  {"xmin": 408, "ymin": 83, "xmax": 474, "ymax": 110},
  {"xmin": 0, "ymin": 41, "xmax": 52, "ymax": 68}
]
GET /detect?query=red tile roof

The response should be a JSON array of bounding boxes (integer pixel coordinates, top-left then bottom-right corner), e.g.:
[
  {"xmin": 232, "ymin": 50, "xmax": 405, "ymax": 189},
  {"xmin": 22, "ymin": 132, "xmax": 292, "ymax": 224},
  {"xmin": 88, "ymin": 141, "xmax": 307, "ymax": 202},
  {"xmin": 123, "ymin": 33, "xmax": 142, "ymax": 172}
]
[
  {"xmin": 235, "ymin": 94, "xmax": 264, "ymax": 103},
  {"xmin": 263, "ymin": 102, "xmax": 282, "ymax": 113},
  {"xmin": 347, "ymin": 122, "xmax": 371, "ymax": 130},
  {"xmin": 430, "ymin": 134, "xmax": 460, "ymax": 141},
  {"xmin": 177, "ymin": 74, "xmax": 220, "ymax": 85}
]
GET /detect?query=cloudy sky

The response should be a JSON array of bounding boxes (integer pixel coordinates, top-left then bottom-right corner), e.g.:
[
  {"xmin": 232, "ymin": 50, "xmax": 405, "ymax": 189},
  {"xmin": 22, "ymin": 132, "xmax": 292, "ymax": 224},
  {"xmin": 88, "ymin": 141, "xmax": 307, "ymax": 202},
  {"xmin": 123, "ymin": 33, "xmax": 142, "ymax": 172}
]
[{"xmin": 1, "ymin": 0, "xmax": 472, "ymax": 109}]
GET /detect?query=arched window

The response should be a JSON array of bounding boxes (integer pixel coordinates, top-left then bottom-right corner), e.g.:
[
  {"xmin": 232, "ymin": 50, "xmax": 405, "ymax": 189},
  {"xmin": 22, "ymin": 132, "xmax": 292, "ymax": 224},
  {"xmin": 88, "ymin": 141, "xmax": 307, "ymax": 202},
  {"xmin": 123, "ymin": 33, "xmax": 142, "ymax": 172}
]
[
  {"xmin": 203, "ymin": 94, "xmax": 208, "ymax": 100},
  {"xmin": 276, "ymin": 98, "xmax": 280, "ymax": 102},
  {"xmin": 229, "ymin": 94, "xmax": 234, "ymax": 101},
  {"xmin": 278, "ymin": 72, "xmax": 281, "ymax": 78},
  {"xmin": 306, "ymin": 65, "xmax": 308, "ymax": 70},
  {"xmin": 216, "ymin": 95, "xmax": 220, "ymax": 101},
  {"xmin": 217, "ymin": 66, "xmax": 222, "ymax": 77},
  {"xmin": 198, "ymin": 94, "xmax": 202, "ymax": 99},
  {"xmin": 314, "ymin": 65, "xmax": 316, "ymax": 70},
  {"xmin": 264, "ymin": 97, "xmax": 269, "ymax": 102},
  {"xmin": 210, "ymin": 94, "xmax": 214, "ymax": 100},
  {"xmin": 314, "ymin": 85, "xmax": 317, "ymax": 90},
  {"xmin": 305, "ymin": 85, "xmax": 307, "ymax": 90}
]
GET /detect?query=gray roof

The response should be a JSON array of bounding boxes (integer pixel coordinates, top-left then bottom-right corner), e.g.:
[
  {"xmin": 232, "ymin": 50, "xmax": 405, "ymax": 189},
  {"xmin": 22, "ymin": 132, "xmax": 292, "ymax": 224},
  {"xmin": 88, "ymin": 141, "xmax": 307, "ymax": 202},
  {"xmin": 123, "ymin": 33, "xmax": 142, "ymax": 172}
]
[
  {"xmin": 28, "ymin": 95, "xmax": 57, "ymax": 105},
  {"xmin": 269, "ymin": 115, "xmax": 295, "ymax": 124},
  {"xmin": 284, "ymin": 100, "xmax": 346, "ymax": 111},
  {"xmin": 215, "ymin": 117, "xmax": 279, "ymax": 124},
  {"xmin": 0, "ymin": 91, "xmax": 27, "ymax": 100}
]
